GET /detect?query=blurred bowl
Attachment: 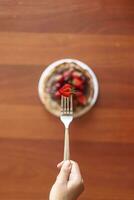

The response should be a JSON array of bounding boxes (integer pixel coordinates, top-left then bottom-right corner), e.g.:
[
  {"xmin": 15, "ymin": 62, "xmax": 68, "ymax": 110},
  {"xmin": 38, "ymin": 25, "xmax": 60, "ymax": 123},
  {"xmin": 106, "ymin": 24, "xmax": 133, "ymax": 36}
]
[{"xmin": 38, "ymin": 58, "xmax": 99, "ymax": 118}]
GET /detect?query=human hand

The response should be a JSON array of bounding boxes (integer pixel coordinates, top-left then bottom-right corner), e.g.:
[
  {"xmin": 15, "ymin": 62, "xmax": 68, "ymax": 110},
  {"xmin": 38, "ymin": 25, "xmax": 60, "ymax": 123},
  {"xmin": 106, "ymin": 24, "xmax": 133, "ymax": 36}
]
[{"xmin": 49, "ymin": 160, "xmax": 84, "ymax": 200}]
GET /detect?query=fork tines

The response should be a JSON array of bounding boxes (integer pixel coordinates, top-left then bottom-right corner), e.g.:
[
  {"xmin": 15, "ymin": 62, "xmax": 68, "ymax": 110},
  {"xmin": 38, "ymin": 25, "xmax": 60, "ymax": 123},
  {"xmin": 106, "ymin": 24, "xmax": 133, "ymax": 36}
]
[{"xmin": 61, "ymin": 95, "xmax": 73, "ymax": 115}]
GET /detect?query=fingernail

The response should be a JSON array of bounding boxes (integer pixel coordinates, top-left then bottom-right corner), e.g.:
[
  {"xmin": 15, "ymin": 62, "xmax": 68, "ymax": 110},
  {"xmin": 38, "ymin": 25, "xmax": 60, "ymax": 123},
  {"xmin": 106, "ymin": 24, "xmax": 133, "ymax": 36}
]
[{"xmin": 63, "ymin": 160, "xmax": 71, "ymax": 169}]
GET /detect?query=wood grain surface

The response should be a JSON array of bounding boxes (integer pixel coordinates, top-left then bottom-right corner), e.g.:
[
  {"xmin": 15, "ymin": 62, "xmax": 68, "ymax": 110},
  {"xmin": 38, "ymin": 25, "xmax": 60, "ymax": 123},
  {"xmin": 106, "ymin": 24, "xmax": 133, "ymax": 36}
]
[{"xmin": 0, "ymin": 0, "xmax": 134, "ymax": 199}]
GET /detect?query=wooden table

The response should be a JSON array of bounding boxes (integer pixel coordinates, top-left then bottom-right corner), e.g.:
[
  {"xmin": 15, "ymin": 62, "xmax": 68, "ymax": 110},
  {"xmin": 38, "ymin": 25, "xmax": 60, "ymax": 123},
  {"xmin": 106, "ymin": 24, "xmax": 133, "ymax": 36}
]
[{"xmin": 0, "ymin": 0, "xmax": 134, "ymax": 199}]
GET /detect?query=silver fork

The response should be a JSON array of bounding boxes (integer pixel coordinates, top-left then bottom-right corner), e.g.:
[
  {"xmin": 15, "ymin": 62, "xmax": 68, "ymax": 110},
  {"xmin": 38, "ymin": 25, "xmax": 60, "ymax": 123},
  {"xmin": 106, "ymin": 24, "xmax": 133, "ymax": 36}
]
[{"xmin": 60, "ymin": 95, "xmax": 73, "ymax": 160}]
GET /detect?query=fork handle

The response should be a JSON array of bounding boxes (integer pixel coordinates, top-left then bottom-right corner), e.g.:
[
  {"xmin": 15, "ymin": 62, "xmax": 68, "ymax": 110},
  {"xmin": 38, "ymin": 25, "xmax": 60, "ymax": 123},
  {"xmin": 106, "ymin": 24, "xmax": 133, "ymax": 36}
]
[{"xmin": 64, "ymin": 128, "xmax": 70, "ymax": 160}]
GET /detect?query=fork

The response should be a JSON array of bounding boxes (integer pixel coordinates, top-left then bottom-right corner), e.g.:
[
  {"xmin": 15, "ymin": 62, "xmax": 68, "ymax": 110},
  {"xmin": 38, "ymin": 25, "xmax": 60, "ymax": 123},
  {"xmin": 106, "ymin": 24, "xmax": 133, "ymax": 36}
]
[{"xmin": 60, "ymin": 95, "xmax": 73, "ymax": 160}]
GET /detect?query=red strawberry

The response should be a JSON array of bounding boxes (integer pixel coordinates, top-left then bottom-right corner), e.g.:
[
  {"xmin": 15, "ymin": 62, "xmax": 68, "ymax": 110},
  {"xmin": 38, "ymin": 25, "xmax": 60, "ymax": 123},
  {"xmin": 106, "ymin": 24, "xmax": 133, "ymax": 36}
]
[
  {"xmin": 77, "ymin": 95, "xmax": 87, "ymax": 105},
  {"xmin": 72, "ymin": 77, "xmax": 83, "ymax": 89},
  {"xmin": 62, "ymin": 83, "xmax": 72, "ymax": 89},
  {"xmin": 59, "ymin": 83, "xmax": 72, "ymax": 97},
  {"xmin": 60, "ymin": 91, "xmax": 71, "ymax": 97}
]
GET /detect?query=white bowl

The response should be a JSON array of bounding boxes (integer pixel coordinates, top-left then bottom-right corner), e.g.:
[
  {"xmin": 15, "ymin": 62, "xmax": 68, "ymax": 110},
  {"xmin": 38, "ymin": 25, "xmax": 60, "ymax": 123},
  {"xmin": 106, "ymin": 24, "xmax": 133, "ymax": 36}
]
[{"xmin": 38, "ymin": 58, "xmax": 99, "ymax": 118}]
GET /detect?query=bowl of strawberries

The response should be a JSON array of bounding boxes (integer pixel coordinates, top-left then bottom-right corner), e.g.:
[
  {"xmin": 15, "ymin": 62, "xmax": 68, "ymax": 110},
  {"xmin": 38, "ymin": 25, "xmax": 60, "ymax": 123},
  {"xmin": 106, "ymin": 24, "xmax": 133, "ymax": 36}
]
[{"xmin": 38, "ymin": 59, "xmax": 99, "ymax": 118}]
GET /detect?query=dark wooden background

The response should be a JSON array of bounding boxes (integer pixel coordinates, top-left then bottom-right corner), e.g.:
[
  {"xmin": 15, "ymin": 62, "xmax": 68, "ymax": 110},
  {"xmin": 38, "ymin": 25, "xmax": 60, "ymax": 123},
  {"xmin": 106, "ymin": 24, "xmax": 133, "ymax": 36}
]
[{"xmin": 0, "ymin": 0, "xmax": 134, "ymax": 199}]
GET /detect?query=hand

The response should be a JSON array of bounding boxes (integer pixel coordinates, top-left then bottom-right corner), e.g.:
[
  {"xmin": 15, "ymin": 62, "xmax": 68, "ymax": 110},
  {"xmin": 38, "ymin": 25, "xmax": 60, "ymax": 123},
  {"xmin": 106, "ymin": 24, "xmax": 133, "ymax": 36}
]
[{"xmin": 49, "ymin": 160, "xmax": 84, "ymax": 200}]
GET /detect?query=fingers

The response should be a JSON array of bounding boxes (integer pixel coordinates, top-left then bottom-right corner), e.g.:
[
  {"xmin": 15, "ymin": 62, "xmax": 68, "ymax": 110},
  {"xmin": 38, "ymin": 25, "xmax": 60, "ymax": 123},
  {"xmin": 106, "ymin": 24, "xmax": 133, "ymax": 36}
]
[
  {"xmin": 68, "ymin": 161, "xmax": 84, "ymax": 193},
  {"xmin": 57, "ymin": 160, "xmax": 83, "ymax": 182},
  {"xmin": 56, "ymin": 160, "xmax": 72, "ymax": 184},
  {"xmin": 57, "ymin": 160, "xmax": 79, "ymax": 170},
  {"xmin": 57, "ymin": 161, "xmax": 64, "ymax": 169},
  {"xmin": 69, "ymin": 161, "xmax": 82, "ymax": 182}
]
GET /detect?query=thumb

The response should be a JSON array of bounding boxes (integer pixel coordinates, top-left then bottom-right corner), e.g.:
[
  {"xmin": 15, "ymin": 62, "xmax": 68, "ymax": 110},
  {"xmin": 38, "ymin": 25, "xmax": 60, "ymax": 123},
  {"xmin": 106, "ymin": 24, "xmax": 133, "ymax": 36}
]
[{"xmin": 56, "ymin": 160, "xmax": 72, "ymax": 184}]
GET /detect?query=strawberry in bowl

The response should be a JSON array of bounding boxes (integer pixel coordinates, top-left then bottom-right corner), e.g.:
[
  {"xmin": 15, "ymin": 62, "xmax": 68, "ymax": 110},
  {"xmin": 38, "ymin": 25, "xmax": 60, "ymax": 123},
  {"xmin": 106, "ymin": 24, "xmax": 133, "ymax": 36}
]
[
  {"xmin": 59, "ymin": 84, "xmax": 73, "ymax": 97},
  {"xmin": 38, "ymin": 59, "xmax": 99, "ymax": 118}
]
